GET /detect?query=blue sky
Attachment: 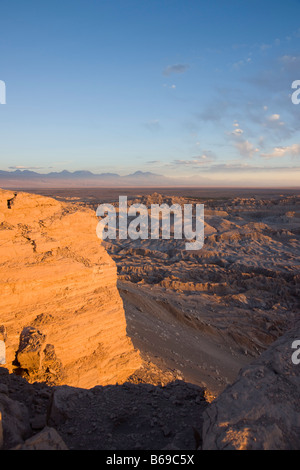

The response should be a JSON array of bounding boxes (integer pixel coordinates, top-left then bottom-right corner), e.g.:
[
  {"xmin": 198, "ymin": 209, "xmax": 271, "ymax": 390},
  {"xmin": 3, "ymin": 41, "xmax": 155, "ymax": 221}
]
[{"xmin": 1, "ymin": 0, "xmax": 300, "ymax": 186}]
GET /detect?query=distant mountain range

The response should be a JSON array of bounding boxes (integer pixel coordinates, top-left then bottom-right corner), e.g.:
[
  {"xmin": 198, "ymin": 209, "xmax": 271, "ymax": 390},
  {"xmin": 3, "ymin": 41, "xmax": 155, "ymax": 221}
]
[{"xmin": 0, "ymin": 169, "xmax": 197, "ymax": 188}]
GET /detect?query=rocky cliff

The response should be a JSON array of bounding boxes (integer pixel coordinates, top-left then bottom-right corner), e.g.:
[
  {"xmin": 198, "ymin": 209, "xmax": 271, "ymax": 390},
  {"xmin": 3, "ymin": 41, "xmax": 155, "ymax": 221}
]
[{"xmin": 0, "ymin": 189, "xmax": 141, "ymax": 388}]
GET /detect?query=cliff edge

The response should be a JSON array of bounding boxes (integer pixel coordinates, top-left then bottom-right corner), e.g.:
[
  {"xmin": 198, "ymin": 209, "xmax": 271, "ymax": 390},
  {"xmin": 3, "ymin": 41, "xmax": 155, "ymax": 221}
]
[{"xmin": 0, "ymin": 189, "xmax": 141, "ymax": 388}]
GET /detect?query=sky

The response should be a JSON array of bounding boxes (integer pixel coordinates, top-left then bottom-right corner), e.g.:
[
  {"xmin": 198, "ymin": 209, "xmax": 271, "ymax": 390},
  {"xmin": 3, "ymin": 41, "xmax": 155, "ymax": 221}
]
[{"xmin": 0, "ymin": 0, "xmax": 300, "ymax": 187}]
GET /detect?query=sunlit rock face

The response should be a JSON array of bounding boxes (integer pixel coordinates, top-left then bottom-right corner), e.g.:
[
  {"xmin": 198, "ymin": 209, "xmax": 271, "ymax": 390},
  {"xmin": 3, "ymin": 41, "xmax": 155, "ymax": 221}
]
[{"xmin": 0, "ymin": 189, "xmax": 141, "ymax": 388}]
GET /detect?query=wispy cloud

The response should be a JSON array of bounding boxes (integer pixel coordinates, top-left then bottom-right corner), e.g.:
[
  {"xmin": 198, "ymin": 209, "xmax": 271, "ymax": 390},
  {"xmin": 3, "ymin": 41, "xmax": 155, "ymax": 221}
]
[
  {"xmin": 261, "ymin": 143, "xmax": 300, "ymax": 159},
  {"xmin": 143, "ymin": 119, "xmax": 161, "ymax": 131},
  {"xmin": 196, "ymin": 99, "xmax": 230, "ymax": 123},
  {"xmin": 162, "ymin": 83, "xmax": 176, "ymax": 89},
  {"xmin": 201, "ymin": 162, "xmax": 300, "ymax": 173},
  {"xmin": 8, "ymin": 165, "xmax": 51, "ymax": 170},
  {"xmin": 228, "ymin": 122, "xmax": 259, "ymax": 159},
  {"xmin": 234, "ymin": 139, "xmax": 259, "ymax": 158},
  {"xmin": 232, "ymin": 57, "xmax": 252, "ymax": 70},
  {"xmin": 265, "ymin": 113, "xmax": 284, "ymax": 127},
  {"xmin": 268, "ymin": 113, "xmax": 281, "ymax": 122},
  {"xmin": 278, "ymin": 54, "xmax": 300, "ymax": 72},
  {"xmin": 261, "ymin": 113, "xmax": 291, "ymax": 140},
  {"xmin": 163, "ymin": 64, "xmax": 189, "ymax": 76},
  {"xmin": 169, "ymin": 153, "xmax": 215, "ymax": 168},
  {"xmin": 231, "ymin": 127, "xmax": 244, "ymax": 136},
  {"xmin": 147, "ymin": 160, "xmax": 162, "ymax": 165}
]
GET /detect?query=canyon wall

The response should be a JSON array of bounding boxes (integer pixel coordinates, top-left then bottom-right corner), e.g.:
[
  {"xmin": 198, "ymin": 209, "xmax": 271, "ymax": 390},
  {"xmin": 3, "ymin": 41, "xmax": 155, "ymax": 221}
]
[{"xmin": 0, "ymin": 189, "xmax": 141, "ymax": 388}]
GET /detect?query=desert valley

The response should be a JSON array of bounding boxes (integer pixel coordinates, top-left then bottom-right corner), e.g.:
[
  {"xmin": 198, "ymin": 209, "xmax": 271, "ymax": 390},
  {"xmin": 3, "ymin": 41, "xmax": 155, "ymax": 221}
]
[
  {"xmin": 2, "ymin": 0, "xmax": 300, "ymax": 455},
  {"xmin": 0, "ymin": 186, "xmax": 299, "ymax": 450}
]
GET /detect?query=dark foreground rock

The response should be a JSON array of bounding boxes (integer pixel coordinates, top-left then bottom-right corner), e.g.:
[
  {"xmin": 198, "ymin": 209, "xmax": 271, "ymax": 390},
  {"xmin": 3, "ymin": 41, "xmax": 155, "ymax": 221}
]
[
  {"xmin": 0, "ymin": 368, "xmax": 206, "ymax": 450},
  {"xmin": 0, "ymin": 321, "xmax": 299, "ymax": 450}
]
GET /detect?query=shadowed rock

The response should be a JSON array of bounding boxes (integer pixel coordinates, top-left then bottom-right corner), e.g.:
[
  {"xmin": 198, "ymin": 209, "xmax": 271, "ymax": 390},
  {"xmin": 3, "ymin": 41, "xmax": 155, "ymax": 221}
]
[{"xmin": 202, "ymin": 321, "xmax": 300, "ymax": 450}]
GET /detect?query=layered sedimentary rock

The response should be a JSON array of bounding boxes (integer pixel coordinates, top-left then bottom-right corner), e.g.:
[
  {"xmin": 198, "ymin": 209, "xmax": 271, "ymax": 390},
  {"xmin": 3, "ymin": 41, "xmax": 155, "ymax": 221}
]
[{"xmin": 0, "ymin": 189, "xmax": 141, "ymax": 388}]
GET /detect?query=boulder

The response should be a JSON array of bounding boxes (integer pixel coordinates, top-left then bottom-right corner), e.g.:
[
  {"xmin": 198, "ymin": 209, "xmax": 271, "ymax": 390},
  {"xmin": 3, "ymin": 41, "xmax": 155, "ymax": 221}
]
[
  {"xmin": 12, "ymin": 426, "xmax": 68, "ymax": 450},
  {"xmin": 202, "ymin": 322, "xmax": 300, "ymax": 450},
  {"xmin": 0, "ymin": 391, "xmax": 31, "ymax": 448}
]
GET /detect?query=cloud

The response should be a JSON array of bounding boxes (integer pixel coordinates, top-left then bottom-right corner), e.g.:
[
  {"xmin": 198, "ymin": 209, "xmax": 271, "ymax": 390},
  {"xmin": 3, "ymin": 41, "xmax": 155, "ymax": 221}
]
[
  {"xmin": 143, "ymin": 119, "xmax": 161, "ymax": 131},
  {"xmin": 163, "ymin": 64, "xmax": 189, "ymax": 76},
  {"xmin": 196, "ymin": 100, "xmax": 229, "ymax": 122},
  {"xmin": 262, "ymin": 113, "xmax": 289, "ymax": 139},
  {"xmin": 260, "ymin": 43, "xmax": 272, "ymax": 51},
  {"xmin": 8, "ymin": 165, "xmax": 50, "ymax": 170},
  {"xmin": 258, "ymin": 136, "xmax": 265, "ymax": 149},
  {"xmin": 147, "ymin": 160, "xmax": 162, "ymax": 165},
  {"xmin": 201, "ymin": 162, "xmax": 300, "ymax": 173},
  {"xmin": 268, "ymin": 114, "xmax": 281, "ymax": 122},
  {"xmin": 231, "ymin": 127, "xmax": 244, "ymax": 136},
  {"xmin": 234, "ymin": 139, "xmax": 259, "ymax": 158},
  {"xmin": 232, "ymin": 57, "xmax": 252, "ymax": 69},
  {"xmin": 244, "ymin": 53, "xmax": 299, "ymax": 94},
  {"xmin": 265, "ymin": 113, "xmax": 284, "ymax": 127},
  {"xmin": 278, "ymin": 54, "xmax": 300, "ymax": 72},
  {"xmin": 162, "ymin": 84, "xmax": 176, "ymax": 89},
  {"xmin": 169, "ymin": 153, "xmax": 215, "ymax": 168},
  {"xmin": 228, "ymin": 122, "xmax": 258, "ymax": 158},
  {"xmin": 261, "ymin": 143, "xmax": 300, "ymax": 159}
]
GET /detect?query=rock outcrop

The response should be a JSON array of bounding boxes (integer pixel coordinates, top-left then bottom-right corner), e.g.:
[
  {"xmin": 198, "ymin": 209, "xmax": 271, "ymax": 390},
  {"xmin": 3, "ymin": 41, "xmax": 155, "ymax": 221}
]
[
  {"xmin": 202, "ymin": 321, "xmax": 300, "ymax": 450},
  {"xmin": 12, "ymin": 426, "xmax": 69, "ymax": 450},
  {"xmin": 0, "ymin": 189, "xmax": 141, "ymax": 388}
]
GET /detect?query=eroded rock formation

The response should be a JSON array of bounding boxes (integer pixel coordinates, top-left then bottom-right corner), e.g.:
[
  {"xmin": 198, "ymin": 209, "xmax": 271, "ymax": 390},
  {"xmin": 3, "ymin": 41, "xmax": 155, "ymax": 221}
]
[
  {"xmin": 0, "ymin": 189, "xmax": 141, "ymax": 388},
  {"xmin": 104, "ymin": 192, "xmax": 300, "ymax": 361}
]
